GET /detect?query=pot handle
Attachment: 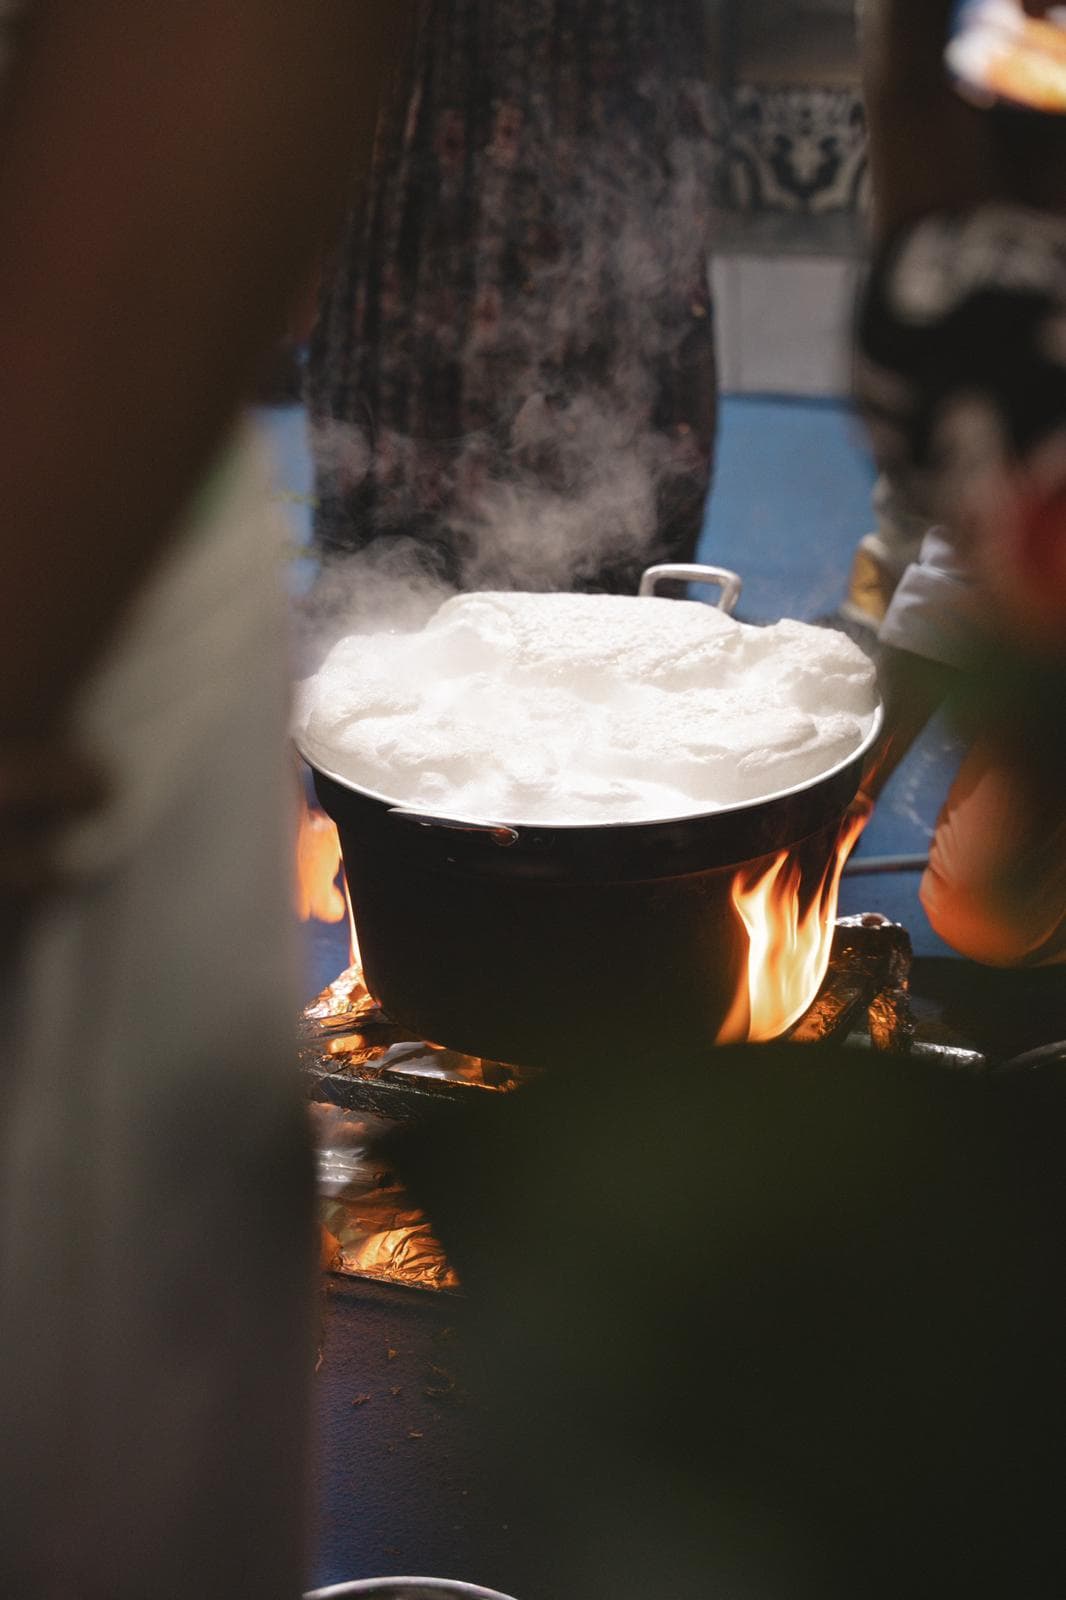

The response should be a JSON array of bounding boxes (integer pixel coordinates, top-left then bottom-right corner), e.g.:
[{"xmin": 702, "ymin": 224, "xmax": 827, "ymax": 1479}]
[
  {"xmin": 639, "ymin": 563, "xmax": 742, "ymax": 614},
  {"xmin": 388, "ymin": 809, "xmax": 521, "ymax": 848}
]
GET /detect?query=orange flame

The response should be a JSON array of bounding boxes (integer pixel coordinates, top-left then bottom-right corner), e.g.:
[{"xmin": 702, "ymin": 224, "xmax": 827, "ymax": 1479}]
[
  {"xmin": 342, "ymin": 877, "xmax": 359, "ymax": 970},
  {"xmin": 719, "ymin": 803, "xmax": 870, "ymax": 1045},
  {"xmin": 295, "ymin": 798, "xmax": 345, "ymax": 924},
  {"xmin": 295, "ymin": 795, "xmax": 359, "ymax": 967}
]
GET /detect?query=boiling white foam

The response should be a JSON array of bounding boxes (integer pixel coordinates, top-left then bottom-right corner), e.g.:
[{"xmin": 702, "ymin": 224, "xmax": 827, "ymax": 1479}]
[{"xmin": 295, "ymin": 591, "xmax": 879, "ymax": 824}]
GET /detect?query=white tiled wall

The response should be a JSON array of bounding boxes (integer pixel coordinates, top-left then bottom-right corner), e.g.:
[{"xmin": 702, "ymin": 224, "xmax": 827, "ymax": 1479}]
[{"xmin": 710, "ymin": 252, "xmax": 861, "ymax": 398}]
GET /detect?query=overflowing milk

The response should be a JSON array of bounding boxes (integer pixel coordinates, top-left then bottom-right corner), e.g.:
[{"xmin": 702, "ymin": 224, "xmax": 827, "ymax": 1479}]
[{"xmin": 296, "ymin": 591, "xmax": 879, "ymax": 824}]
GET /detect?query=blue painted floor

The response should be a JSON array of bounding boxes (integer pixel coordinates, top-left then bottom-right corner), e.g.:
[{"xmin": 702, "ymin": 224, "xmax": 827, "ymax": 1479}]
[{"xmin": 700, "ymin": 395, "xmax": 878, "ymax": 626}]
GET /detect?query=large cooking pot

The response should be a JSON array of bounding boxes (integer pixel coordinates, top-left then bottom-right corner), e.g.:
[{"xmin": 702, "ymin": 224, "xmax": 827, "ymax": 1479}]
[{"xmin": 302, "ymin": 566, "xmax": 882, "ymax": 1066}]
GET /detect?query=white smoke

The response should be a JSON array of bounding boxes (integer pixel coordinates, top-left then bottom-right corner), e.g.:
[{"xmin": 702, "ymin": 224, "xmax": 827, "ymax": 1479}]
[
  {"xmin": 304, "ymin": 74, "xmax": 722, "ymax": 641},
  {"xmin": 457, "ymin": 391, "xmax": 671, "ymax": 592},
  {"xmin": 293, "ymin": 537, "xmax": 456, "ymax": 680}
]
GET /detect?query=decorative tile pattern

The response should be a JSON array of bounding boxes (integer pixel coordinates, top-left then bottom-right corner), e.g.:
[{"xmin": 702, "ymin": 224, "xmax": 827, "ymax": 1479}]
[{"xmin": 719, "ymin": 84, "xmax": 868, "ymax": 215}]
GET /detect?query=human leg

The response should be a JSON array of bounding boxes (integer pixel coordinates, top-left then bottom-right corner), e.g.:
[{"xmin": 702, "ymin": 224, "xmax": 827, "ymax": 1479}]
[{"xmin": 921, "ymin": 740, "xmax": 1066, "ymax": 967}]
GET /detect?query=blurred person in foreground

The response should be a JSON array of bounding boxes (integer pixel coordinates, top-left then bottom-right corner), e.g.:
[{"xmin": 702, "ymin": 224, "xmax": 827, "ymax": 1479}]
[
  {"xmin": 852, "ymin": 0, "xmax": 1066, "ymax": 965},
  {"xmin": 0, "ymin": 4, "xmax": 397, "ymax": 1595}
]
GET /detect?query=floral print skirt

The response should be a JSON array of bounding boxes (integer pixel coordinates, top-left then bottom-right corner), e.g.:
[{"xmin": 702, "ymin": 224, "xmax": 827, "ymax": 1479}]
[{"xmin": 307, "ymin": 0, "xmax": 719, "ymax": 594}]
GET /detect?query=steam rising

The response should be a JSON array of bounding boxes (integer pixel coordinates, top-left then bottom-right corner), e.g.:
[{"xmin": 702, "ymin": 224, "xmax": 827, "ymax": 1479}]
[
  {"xmin": 304, "ymin": 70, "xmax": 720, "ymax": 644},
  {"xmin": 456, "ymin": 393, "xmax": 673, "ymax": 592}
]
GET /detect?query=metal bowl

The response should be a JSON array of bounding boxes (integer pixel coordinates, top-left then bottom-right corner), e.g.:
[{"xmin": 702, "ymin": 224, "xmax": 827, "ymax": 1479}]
[{"xmin": 305, "ymin": 1583, "xmax": 520, "ymax": 1600}]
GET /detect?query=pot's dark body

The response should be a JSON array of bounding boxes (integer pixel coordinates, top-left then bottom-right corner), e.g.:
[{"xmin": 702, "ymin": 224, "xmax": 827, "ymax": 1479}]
[{"xmin": 312, "ymin": 751, "xmax": 866, "ymax": 1068}]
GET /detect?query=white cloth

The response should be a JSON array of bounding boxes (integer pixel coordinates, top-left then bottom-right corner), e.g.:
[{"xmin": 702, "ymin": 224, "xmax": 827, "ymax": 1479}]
[
  {"xmin": 0, "ymin": 429, "xmax": 312, "ymax": 1599},
  {"xmin": 878, "ymin": 524, "xmax": 986, "ymax": 669}
]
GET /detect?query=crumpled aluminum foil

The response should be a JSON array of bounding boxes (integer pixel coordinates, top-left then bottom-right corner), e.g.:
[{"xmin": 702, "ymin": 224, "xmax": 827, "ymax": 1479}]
[
  {"xmin": 303, "ymin": 964, "xmax": 532, "ymax": 1292},
  {"xmin": 312, "ymin": 1101, "xmax": 459, "ymax": 1293}
]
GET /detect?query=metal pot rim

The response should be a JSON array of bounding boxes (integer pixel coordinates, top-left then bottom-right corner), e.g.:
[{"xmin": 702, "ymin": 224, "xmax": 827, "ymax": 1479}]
[
  {"xmin": 304, "ymin": 1582, "xmax": 520, "ymax": 1599},
  {"xmin": 295, "ymin": 701, "xmax": 883, "ymax": 837}
]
